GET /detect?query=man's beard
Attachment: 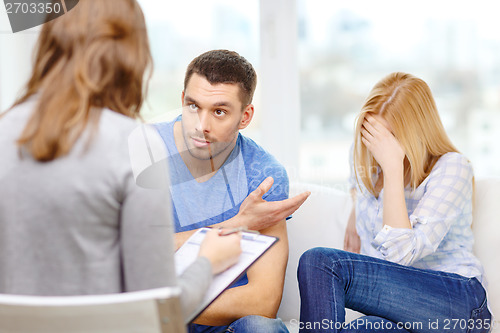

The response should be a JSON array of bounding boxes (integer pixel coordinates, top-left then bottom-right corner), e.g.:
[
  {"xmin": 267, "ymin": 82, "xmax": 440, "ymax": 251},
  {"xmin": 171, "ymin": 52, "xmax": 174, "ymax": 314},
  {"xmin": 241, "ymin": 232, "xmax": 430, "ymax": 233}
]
[{"xmin": 183, "ymin": 131, "xmax": 235, "ymax": 161}]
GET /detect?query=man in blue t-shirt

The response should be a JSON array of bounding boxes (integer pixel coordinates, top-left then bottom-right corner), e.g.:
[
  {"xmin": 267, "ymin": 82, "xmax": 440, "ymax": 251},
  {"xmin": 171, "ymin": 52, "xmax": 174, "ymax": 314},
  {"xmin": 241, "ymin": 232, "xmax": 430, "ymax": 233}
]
[{"xmin": 155, "ymin": 50, "xmax": 309, "ymax": 333}]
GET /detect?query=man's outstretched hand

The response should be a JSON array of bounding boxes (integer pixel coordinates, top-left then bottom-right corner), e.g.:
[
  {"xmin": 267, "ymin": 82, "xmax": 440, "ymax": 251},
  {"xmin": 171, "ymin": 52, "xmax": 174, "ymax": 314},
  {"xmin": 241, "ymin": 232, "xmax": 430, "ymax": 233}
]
[
  {"xmin": 236, "ymin": 177, "xmax": 310, "ymax": 231},
  {"xmin": 174, "ymin": 177, "xmax": 310, "ymax": 250}
]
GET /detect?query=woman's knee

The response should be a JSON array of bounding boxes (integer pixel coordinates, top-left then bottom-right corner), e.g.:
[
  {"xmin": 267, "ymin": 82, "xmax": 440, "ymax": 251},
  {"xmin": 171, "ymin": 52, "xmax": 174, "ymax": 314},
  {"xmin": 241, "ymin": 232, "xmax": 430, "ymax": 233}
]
[
  {"xmin": 298, "ymin": 247, "xmax": 326, "ymax": 279},
  {"xmin": 298, "ymin": 247, "xmax": 348, "ymax": 282}
]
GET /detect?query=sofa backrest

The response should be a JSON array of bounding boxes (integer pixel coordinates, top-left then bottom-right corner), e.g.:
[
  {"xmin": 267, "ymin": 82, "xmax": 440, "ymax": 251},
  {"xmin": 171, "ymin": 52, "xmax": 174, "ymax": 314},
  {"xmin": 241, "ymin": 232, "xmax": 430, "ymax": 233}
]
[{"xmin": 278, "ymin": 182, "xmax": 353, "ymax": 323}]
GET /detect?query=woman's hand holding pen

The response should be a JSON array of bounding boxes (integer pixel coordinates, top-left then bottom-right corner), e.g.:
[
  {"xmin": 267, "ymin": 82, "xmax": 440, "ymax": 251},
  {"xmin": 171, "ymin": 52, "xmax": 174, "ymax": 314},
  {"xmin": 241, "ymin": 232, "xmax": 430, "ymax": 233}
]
[
  {"xmin": 361, "ymin": 114, "xmax": 405, "ymax": 174},
  {"xmin": 198, "ymin": 229, "xmax": 242, "ymax": 275}
]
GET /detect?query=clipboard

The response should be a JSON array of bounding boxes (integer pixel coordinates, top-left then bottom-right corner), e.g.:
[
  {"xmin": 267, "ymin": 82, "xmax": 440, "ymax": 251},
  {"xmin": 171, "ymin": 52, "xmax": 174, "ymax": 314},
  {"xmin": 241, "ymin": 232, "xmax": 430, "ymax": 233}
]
[{"xmin": 174, "ymin": 227, "xmax": 279, "ymax": 323}]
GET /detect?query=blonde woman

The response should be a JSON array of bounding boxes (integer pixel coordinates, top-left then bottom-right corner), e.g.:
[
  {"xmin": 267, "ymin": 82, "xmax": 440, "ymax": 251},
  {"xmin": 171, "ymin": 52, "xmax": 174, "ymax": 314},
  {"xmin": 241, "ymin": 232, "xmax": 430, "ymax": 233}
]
[
  {"xmin": 0, "ymin": 0, "xmax": 242, "ymax": 320},
  {"xmin": 298, "ymin": 73, "xmax": 491, "ymax": 332}
]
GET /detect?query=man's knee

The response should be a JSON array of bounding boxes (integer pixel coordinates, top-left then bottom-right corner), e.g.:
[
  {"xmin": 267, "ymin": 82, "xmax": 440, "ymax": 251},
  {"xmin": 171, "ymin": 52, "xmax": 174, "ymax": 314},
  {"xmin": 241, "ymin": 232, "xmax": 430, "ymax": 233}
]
[{"xmin": 228, "ymin": 315, "xmax": 288, "ymax": 333}]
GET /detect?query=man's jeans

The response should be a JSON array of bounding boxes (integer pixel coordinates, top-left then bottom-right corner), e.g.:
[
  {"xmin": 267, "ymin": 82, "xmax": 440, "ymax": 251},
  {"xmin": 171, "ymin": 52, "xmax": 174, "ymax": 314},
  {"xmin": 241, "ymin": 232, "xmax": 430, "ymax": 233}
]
[
  {"xmin": 189, "ymin": 315, "xmax": 289, "ymax": 333},
  {"xmin": 298, "ymin": 248, "xmax": 491, "ymax": 333}
]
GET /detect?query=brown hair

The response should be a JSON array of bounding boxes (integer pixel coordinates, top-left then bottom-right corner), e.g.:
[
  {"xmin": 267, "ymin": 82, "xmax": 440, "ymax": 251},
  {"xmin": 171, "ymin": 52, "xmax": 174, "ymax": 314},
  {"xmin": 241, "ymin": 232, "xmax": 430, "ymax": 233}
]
[
  {"xmin": 184, "ymin": 49, "xmax": 257, "ymax": 107},
  {"xmin": 353, "ymin": 72, "xmax": 459, "ymax": 196},
  {"xmin": 12, "ymin": 0, "xmax": 152, "ymax": 162}
]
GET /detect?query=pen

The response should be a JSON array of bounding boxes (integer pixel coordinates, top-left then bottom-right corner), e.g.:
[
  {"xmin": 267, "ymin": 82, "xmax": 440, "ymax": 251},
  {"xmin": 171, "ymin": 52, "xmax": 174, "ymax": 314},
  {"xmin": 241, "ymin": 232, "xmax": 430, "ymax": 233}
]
[{"xmin": 219, "ymin": 226, "xmax": 260, "ymax": 236}]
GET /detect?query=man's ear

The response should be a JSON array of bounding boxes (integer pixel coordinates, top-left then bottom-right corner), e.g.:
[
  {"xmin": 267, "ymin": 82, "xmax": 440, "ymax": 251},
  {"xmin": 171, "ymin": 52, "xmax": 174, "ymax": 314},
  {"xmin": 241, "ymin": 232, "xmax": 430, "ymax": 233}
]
[
  {"xmin": 239, "ymin": 104, "xmax": 254, "ymax": 130},
  {"xmin": 181, "ymin": 91, "xmax": 185, "ymax": 106}
]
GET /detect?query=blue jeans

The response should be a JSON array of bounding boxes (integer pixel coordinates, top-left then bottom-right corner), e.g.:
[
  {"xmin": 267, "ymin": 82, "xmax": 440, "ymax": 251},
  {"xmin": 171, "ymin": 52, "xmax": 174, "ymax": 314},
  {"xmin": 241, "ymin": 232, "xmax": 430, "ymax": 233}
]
[
  {"xmin": 297, "ymin": 248, "xmax": 491, "ymax": 333},
  {"xmin": 188, "ymin": 315, "xmax": 289, "ymax": 333}
]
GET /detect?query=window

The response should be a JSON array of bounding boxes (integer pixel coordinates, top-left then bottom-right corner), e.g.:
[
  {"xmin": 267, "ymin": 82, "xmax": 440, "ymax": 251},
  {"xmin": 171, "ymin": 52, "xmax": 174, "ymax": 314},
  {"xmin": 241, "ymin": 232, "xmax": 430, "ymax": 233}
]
[
  {"xmin": 298, "ymin": 0, "xmax": 500, "ymax": 186},
  {"xmin": 137, "ymin": 0, "xmax": 260, "ymax": 129},
  {"xmin": 2, "ymin": 1, "xmax": 499, "ymax": 187}
]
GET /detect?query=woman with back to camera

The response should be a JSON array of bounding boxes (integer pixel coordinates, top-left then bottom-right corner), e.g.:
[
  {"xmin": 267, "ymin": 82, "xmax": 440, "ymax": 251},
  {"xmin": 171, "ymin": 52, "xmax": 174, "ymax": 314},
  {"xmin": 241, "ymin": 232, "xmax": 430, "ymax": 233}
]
[
  {"xmin": 298, "ymin": 72, "xmax": 491, "ymax": 332},
  {"xmin": 0, "ymin": 0, "xmax": 241, "ymax": 320}
]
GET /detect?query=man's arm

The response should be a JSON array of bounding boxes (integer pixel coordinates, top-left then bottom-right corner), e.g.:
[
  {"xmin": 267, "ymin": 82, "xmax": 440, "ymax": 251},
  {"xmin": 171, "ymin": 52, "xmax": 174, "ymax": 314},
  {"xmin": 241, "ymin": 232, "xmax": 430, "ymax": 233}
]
[
  {"xmin": 192, "ymin": 219, "xmax": 288, "ymax": 326},
  {"xmin": 174, "ymin": 177, "xmax": 309, "ymax": 250}
]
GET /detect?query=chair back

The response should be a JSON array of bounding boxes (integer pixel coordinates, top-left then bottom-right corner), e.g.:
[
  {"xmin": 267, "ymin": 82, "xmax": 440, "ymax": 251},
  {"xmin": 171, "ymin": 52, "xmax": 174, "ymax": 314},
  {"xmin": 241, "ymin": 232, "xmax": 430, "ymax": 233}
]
[{"xmin": 0, "ymin": 287, "xmax": 186, "ymax": 333}]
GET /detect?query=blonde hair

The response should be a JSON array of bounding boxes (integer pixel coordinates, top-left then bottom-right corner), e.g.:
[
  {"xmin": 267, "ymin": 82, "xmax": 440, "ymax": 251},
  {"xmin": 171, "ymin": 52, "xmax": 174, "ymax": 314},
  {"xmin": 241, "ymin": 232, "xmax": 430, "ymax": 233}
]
[
  {"xmin": 353, "ymin": 72, "xmax": 458, "ymax": 196},
  {"xmin": 12, "ymin": 0, "xmax": 152, "ymax": 162}
]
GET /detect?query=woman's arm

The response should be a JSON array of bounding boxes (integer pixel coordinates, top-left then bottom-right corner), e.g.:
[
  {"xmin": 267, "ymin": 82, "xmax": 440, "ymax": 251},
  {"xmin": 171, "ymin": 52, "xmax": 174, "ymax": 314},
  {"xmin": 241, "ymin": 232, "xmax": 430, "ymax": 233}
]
[
  {"xmin": 382, "ymin": 167, "xmax": 411, "ymax": 229},
  {"xmin": 374, "ymin": 154, "xmax": 473, "ymax": 265},
  {"xmin": 361, "ymin": 114, "xmax": 411, "ymax": 229},
  {"xmin": 344, "ymin": 188, "xmax": 360, "ymax": 253}
]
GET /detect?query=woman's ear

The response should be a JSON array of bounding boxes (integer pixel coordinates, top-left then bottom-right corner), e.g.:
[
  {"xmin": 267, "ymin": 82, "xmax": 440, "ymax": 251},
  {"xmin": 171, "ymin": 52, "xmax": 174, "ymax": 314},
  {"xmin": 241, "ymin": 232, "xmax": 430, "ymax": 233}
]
[{"xmin": 239, "ymin": 104, "xmax": 254, "ymax": 130}]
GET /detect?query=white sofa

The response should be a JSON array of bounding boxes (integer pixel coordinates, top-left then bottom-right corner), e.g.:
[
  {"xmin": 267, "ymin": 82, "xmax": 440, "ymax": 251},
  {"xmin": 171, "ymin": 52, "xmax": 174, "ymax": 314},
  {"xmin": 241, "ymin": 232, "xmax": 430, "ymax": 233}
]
[{"xmin": 279, "ymin": 179, "xmax": 500, "ymax": 332}]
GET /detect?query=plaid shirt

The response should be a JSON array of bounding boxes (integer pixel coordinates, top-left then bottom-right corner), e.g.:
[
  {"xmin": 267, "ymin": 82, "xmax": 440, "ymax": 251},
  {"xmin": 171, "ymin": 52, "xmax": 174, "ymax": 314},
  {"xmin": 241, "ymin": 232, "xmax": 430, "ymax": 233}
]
[{"xmin": 350, "ymin": 151, "xmax": 484, "ymax": 283}]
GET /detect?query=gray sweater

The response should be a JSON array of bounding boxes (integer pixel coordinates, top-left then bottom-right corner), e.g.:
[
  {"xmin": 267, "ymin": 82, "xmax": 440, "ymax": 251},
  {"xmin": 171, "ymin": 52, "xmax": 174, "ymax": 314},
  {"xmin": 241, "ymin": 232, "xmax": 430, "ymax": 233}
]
[{"xmin": 0, "ymin": 98, "xmax": 211, "ymax": 319}]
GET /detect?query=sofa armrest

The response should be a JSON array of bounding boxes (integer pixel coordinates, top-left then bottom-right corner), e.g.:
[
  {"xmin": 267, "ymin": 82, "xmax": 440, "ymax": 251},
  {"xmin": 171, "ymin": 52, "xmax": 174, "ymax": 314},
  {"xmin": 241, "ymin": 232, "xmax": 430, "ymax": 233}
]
[{"xmin": 473, "ymin": 178, "xmax": 500, "ymax": 329}]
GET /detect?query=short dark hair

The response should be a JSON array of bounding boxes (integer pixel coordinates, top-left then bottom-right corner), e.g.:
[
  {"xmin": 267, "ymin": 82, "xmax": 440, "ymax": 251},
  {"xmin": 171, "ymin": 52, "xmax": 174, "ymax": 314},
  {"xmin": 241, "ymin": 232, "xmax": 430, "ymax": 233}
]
[{"xmin": 184, "ymin": 50, "xmax": 257, "ymax": 106}]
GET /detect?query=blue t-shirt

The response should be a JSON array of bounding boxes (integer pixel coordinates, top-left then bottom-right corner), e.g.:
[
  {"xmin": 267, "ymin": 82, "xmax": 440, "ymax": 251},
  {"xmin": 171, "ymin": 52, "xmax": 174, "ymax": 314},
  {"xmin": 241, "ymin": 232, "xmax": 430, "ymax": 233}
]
[{"xmin": 154, "ymin": 117, "xmax": 290, "ymax": 233}]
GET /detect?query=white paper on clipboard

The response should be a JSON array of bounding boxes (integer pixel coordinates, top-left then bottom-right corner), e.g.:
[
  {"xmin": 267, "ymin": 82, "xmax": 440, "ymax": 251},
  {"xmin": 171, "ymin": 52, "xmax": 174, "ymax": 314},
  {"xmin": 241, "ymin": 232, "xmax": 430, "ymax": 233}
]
[{"xmin": 175, "ymin": 227, "xmax": 278, "ymax": 323}]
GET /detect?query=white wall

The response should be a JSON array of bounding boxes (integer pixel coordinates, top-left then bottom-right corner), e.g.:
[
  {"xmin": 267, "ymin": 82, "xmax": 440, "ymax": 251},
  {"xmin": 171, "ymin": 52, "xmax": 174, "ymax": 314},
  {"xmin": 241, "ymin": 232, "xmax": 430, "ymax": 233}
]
[
  {"xmin": 259, "ymin": 0, "xmax": 301, "ymax": 178},
  {"xmin": 0, "ymin": 9, "xmax": 38, "ymax": 111}
]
